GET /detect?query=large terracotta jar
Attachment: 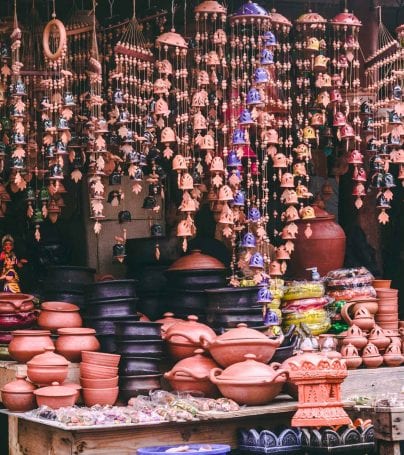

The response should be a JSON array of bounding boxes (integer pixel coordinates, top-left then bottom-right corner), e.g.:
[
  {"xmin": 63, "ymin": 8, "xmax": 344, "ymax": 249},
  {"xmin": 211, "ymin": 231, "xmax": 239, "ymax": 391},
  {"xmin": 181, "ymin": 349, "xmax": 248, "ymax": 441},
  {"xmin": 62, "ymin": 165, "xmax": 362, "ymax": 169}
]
[
  {"xmin": 8, "ymin": 330, "xmax": 54, "ymax": 363},
  {"xmin": 287, "ymin": 206, "xmax": 346, "ymax": 279},
  {"xmin": 55, "ymin": 328, "xmax": 100, "ymax": 362},
  {"xmin": 37, "ymin": 302, "xmax": 82, "ymax": 331}
]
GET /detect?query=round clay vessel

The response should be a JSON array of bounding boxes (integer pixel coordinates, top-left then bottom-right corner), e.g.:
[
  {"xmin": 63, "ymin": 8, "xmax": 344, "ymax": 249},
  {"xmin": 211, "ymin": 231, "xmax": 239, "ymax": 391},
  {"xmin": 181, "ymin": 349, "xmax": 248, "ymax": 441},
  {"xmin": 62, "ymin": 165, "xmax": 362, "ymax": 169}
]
[
  {"xmin": 82, "ymin": 387, "xmax": 119, "ymax": 406},
  {"xmin": 38, "ymin": 302, "xmax": 82, "ymax": 331},
  {"xmin": 377, "ymin": 304, "xmax": 398, "ymax": 314},
  {"xmin": 8, "ymin": 330, "xmax": 54, "ymax": 363},
  {"xmin": 34, "ymin": 381, "xmax": 77, "ymax": 409},
  {"xmin": 164, "ymin": 349, "xmax": 220, "ymax": 397},
  {"xmin": 55, "ymin": 328, "xmax": 100, "ymax": 362},
  {"xmin": 1, "ymin": 374, "xmax": 36, "ymax": 412},
  {"xmin": 341, "ymin": 324, "xmax": 368, "ymax": 349},
  {"xmin": 155, "ymin": 312, "xmax": 183, "ymax": 335},
  {"xmin": 81, "ymin": 351, "xmax": 120, "ymax": 367},
  {"xmin": 383, "ymin": 343, "xmax": 404, "ymax": 367},
  {"xmin": 376, "ymin": 314, "xmax": 399, "ymax": 323},
  {"xmin": 27, "ymin": 347, "xmax": 69, "ymax": 386},
  {"xmin": 0, "ymin": 293, "xmax": 35, "ymax": 314},
  {"xmin": 80, "ymin": 362, "xmax": 118, "ymax": 379},
  {"xmin": 80, "ymin": 376, "xmax": 118, "ymax": 389},
  {"xmin": 368, "ymin": 326, "xmax": 391, "ymax": 351}
]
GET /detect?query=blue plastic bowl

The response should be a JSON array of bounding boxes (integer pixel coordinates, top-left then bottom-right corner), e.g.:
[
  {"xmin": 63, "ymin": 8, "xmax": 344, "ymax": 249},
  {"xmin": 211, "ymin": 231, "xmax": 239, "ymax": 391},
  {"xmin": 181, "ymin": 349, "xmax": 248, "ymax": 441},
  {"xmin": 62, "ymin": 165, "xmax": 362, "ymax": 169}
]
[{"xmin": 137, "ymin": 444, "xmax": 231, "ymax": 455}]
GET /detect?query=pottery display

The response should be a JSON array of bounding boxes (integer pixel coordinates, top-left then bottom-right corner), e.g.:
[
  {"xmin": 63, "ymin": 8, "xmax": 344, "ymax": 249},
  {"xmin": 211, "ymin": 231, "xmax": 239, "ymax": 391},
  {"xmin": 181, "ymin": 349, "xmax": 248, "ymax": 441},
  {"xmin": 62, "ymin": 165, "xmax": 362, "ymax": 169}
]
[
  {"xmin": 80, "ymin": 362, "xmax": 118, "ymax": 379},
  {"xmin": 81, "ymin": 351, "xmax": 121, "ymax": 367},
  {"xmin": 155, "ymin": 313, "xmax": 183, "ymax": 335},
  {"xmin": 209, "ymin": 354, "xmax": 288, "ymax": 405},
  {"xmin": 164, "ymin": 349, "xmax": 220, "ymax": 397},
  {"xmin": 8, "ymin": 330, "xmax": 54, "ymax": 363},
  {"xmin": 38, "ymin": 302, "xmax": 82, "ymax": 331},
  {"xmin": 114, "ymin": 321, "xmax": 162, "ymax": 340},
  {"xmin": 82, "ymin": 387, "xmax": 119, "ymax": 406},
  {"xmin": 201, "ymin": 324, "xmax": 282, "ymax": 367},
  {"xmin": 362, "ymin": 343, "xmax": 383, "ymax": 368},
  {"xmin": 55, "ymin": 328, "xmax": 100, "ymax": 362},
  {"xmin": 34, "ymin": 381, "xmax": 77, "ymax": 409},
  {"xmin": 0, "ymin": 293, "xmax": 35, "ymax": 314},
  {"xmin": 340, "ymin": 343, "xmax": 362, "ymax": 369},
  {"xmin": 27, "ymin": 347, "xmax": 69, "ymax": 386},
  {"xmin": 1, "ymin": 374, "xmax": 36, "ymax": 412}
]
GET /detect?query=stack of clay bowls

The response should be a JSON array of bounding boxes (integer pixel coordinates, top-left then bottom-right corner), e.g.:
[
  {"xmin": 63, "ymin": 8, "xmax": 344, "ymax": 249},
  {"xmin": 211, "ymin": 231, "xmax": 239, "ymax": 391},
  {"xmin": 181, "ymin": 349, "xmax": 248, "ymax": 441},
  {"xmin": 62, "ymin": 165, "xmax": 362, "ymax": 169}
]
[
  {"xmin": 375, "ymin": 287, "xmax": 399, "ymax": 331},
  {"xmin": 79, "ymin": 351, "xmax": 120, "ymax": 406}
]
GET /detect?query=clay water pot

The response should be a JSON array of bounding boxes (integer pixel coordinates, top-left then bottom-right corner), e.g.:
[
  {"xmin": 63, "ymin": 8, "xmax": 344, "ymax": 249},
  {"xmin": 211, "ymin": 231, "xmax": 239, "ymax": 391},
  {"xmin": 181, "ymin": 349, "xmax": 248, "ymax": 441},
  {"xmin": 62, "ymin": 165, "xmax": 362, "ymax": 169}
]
[
  {"xmin": 55, "ymin": 328, "xmax": 100, "ymax": 362},
  {"xmin": 340, "ymin": 343, "xmax": 362, "ymax": 369},
  {"xmin": 34, "ymin": 382, "xmax": 77, "ymax": 409},
  {"xmin": 362, "ymin": 343, "xmax": 383, "ymax": 368},
  {"xmin": 383, "ymin": 343, "xmax": 404, "ymax": 367},
  {"xmin": 38, "ymin": 302, "xmax": 82, "ymax": 331},
  {"xmin": 341, "ymin": 325, "xmax": 368, "ymax": 349},
  {"xmin": 164, "ymin": 349, "xmax": 220, "ymax": 397},
  {"xmin": 372, "ymin": 280, "xmax": 391, "ymax": 288},
  {"xmin": 0, "ymin": 293, "xmax": 35, "ymax": 314},
  {"xmin": 368, "ymin": 326, "xmax": 391, "ymax": 351},
  {"xmin": 1, "ymin": 374, "xmax": 36, "ymax": 412},
  {"xmin": 341, "ymin": 306, "xmax": 375, "ymax": 331},
  {"xmin": 155, "ymin": 312, "xmax": 183, "ymax": 335},
  {"xmin": 8, "ymin": 330, "xmax": 54, "ymax": 363},
  {"xmin": 27, "ymin": 347, "xmax": 69, "ymax": 386},
  {"xmin": 82, "ymin": 387, "xmax": 119, "ymax": 406}
]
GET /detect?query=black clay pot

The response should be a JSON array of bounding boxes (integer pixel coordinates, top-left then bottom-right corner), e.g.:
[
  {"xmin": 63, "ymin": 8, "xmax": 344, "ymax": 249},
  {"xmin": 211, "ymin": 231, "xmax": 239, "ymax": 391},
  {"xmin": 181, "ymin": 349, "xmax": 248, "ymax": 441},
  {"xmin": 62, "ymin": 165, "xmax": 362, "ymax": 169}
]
[
  {"xmin": 166, "ymin": 289, "xmax": 207, "ymax": 314},
  {"xmin": 165, "ymin": 269, "xmax": 227, "ymax": 290},
  {"xmin": 85, "ymin": 298, "xmax": 138, "ymax": 318},
  {"xmin": 115, "ymin": 339, "xmax": 165, "ymax": 357},
  {"xmin": 136, "ymin": 292, "xmax": 169, "ymax": 321},
  {"xmin": 85, "ymin": 279, "xmax": 137, "ymax": 301},
  {"xmin": 46, "ymin": 266, "xmax": 95, "ymax": 289},
  {"xmin": 119, "ymin": 374, "xmax": 162, "ymax": 391},
  {"xmin": 119, "ymin": 356, "xmax": 161, "ymax": 376},
  {"xmin": 207, "ymin": 309, "xmax": 264, "ymax": 329},
  {"xmin": 205, "ymin": 286, "xmax": 260, "ymax": 310},
  {"xmin": 96, "ymin": 334, "xmax": 117, "ymax": 353},
  {"xmin": 85, "ymin": 315, "xmax": 140, "ymax": 335},
  {"xmin": 130, "ymin": 264, "xmax": 169, "ymax": 294},
  {"xmin": 114, "ymin": 321, "xmax": 162, "ymax": 340}
]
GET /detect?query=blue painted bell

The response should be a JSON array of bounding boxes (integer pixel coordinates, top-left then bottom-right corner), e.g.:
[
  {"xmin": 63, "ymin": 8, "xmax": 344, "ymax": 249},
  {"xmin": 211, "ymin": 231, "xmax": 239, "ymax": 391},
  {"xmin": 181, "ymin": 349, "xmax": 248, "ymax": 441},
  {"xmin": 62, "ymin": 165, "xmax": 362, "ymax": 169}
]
[
  {"xmin": 232, "ymin": 128, "xmax": 247, "ymax": 145},
  {"xmin": 13, "ymin": 132, "xmax": 25, "ymax": 145},
  {"xmin": 64, "ymin": 92, "xmax": 75, "ymax": 106},
  {"xmin": 377, "ymin": 193, "xmax": 391, "ymax": 209},
  {"xmin": 388, "ymin": 132, "xmax": 401, "ymax": 145},
  {"xmin": 263, "ymin": 31, "xmax": 277, "ymax": 46},
  {"xmin": 246, "ymin": 88, "xmax": 262, "ymax": 106},
  {"xmin": 257, "ymin": 287, "xmax": 273, "ymax": 304},
  {"xmin": 248, "ymin": 207, "xmax": 261, "ymax": 222},
  {"xmin": 360, "ymin": 101, "xmax": 372, "ymax": 114},
  {"xmin": 146, "ymin": 116, "xmax": 155, "ymax": 128},
  {"xmin": 11, "ymin": 156, "xmax": 24, "ymax": 169},
  {"xmin": 227, "ymin": 149, "xmax": 242, "ymax": 167},
  {"xmin": 366, "ymin": 138, "xmax": 378, "ymax": 152},
  {"xmin": 43, "ymin": 119, "xmax": 53, "ymax": 131},
  {"xmin": 382, "ymin": 173, "xmax": 396, "ymax": 189},
  {"xmin": 249, "ymin": 252, "xmax": 264, "ymax": 269},
  {"xmin": 45, "ymin": 144, "xmax": 56, "ymax": 159},
  {"xmin": 239, "ymin": 109, "xmax": 254, "ymax": 126},
  {"xmin": 233, "ymin": 1, "xmax": 269, "ymax": 18},
  {"xmin": 49, "ymin": 163, "xmax": 63, "ymax": 179},
  {"xmin": 132, "ymin": 168, "xmax": 144, "ymax": 182},
  {"xmin": 254, "ymin": 67, "xmax": 269, "ymax": 84},
  {"xmin": 260, "ymin": 49, "xmax": 274, "ymax": 65},
  {"xmin": 232, "ymin": 191, "xmax": 245, "ymax": 207},
  {"xmin": 264, "ymin": 309, "xmax": 279, "ymax": 326},
  {"xmin": 56, "ymin": 140, "xmax": 67, "ymax": 155},
  {"xmin": 241, "ymin": 232, "xmax": 256, "ymax": 248},
  {"xmin": 113, "ymin": 88, "xmax": 124, "ymax": 105},
  {"xmin": 388, "ymin": 111, "xmax": 401, "ymax": 124},
  {"xmin": 15, "ymin": 78, "xmax": 26, "ymax": 96},
  {"xmin": 392, "ymin": 84, "xmax": 402, "ymax": 100},
  {"xmin": 57, "ymin": 117, "xmax": 69, "ymax": 131}
]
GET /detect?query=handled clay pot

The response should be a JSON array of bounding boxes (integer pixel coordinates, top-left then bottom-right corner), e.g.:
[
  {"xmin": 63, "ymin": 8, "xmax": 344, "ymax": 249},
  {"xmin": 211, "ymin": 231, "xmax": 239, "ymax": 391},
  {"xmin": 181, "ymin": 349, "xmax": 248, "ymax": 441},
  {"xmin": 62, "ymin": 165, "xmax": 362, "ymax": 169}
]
[
  {"xmin": 341, "ymin": 305, "xmax": 375, "ymax": 332},
  {"xmin": 8, "ymin": 330, "xmax": 54, "ymax": 363},
  {"xmin": 0, "ymin": 293, "xmax": 35, "ymax": 314},
  {"xmin": 38, "ymin": 302, "xmax": 82, "ymax": 331},
  {"xmin": 34, "ymin": 381, "xmax": 77, "ymax": 409}
]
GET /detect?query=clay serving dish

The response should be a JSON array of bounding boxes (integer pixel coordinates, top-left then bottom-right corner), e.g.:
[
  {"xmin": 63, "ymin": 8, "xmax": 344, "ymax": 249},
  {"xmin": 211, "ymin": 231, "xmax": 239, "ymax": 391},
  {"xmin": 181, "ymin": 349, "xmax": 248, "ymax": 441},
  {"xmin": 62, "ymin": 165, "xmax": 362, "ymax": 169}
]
[
  {"xmin": 27, "ymin": 347, "xmax": 69, "ymax": 386},
  {"xmin": 38, "ymin": 302, "xmax": 82, "ymax": 330},
  {"xmin": 80, "ymin": 376, "xmax": 118, "ymax": 388},
  {"xmin": 82, "ymin": 387, "xmax": 119, "ymax": 406},
  {"xmin": 81, "ymin": 351, "xmax": 121, "ymax": 367},
  {"xmin": 62, "ymin": 382, "xmax": 82, "ymax": 403},
  {"xmin": 0, "ymin": 293, "xmax": 35, "ymax": 314},
  {"xmin": 164, "ymin": 349, "xmax": 219, "ymax": 397},
  {"xmin": 119, "ymin": 356, "xmax": 161, "ymax": 376},
  {"xmin": 34, "ymin": 381, "xmax": 77, "ymax": 409},
  {"xmin": 0, "ymin": 311, "xmax": 38, "ymax": 330},
  {"xmin": 8, "ymin": 330, "xmax": 54, "ymax": 363},
  {"xmin": 114, "ymin": 321, "xmax": 162, "ymax": 340},
  {"xmin": 1, "ymin": 374, "xmax": 36, "ymax": 412},
  {"xmin": 80, "ymin": 362, "xmax": 118, "ymax": 379},
  {"xmin": 209, "ymin": 354, "xmax": 288, "ymax": 406},
  {"xmin": 201, "ymin": 324, "xmax": 283, "ymax": 367},
  {"xmin": 55, "ymin": 328, "xmax": 100, "ymax": 362}
]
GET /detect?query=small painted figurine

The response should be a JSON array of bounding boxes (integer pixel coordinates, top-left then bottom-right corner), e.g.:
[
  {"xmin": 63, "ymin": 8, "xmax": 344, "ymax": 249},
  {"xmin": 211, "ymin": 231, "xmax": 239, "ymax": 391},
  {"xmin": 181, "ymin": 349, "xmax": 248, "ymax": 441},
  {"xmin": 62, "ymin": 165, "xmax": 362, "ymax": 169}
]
[{"xmin": 0, "ymin": 235, "xmax": 27, "ymax": 293}]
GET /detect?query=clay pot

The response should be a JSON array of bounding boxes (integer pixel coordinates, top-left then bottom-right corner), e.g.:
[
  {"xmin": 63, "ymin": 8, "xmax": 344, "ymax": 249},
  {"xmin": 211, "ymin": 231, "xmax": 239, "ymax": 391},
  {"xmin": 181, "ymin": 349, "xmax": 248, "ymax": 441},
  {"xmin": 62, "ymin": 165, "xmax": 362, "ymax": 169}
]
[
  {"xmin": 62, "ymin": 382, "xmax": 82, "ymax": 403},
  {"xmin": 341, "ymin": 306, "xmax": 375, "ymax": 332},
  {"xmin": 82, "ymin": 387, "xmax": 119, "ymax": 406},
  {"xmin": 38, "ymin": 302, "xmax": 82, "ymax": 331},
  {"xmin": 1, "ymin": 374, "xmax": 36, "ymax": 412},
  {"xmin": 287, "ymin": 206, "xmax": 346, "ymax": 279},
  {"xmin": 375, "ymin": 288, "xmax": 399, "ymax": 298},
  {"xmin": 383, "ymin": 343, "xmax": 403, "ymax": 367},
  {"xmin": 164, "ymin": 349, "xmax": 220, "ymax": 397},
  {"xmin": 27, "ymin": 347, "xmax": 69, "ymax": 386},
  {"xmin": 80, "ymin": 376, "xmax": 118, "ymax": 388},
  {"xmin": 163, "ymin": 315, "xmax": 216, "ymax": 360},
  {"xmin": 209, "ymin": 354, "xmax": 288, "ymax": 405},
  {"xmin": 114, "ymin": 321, "xmax": 162, "ymax": 340},
  {"xmin": 201, "ymin": 324, "xmax": 283, "ymax": 367},
  {"xmin": 119, "ymin": 356, "xmax": 161, "ymax": 376},
  {"xmin": 81, "ymin": 351, "xmax": 120, "ymax": 367},
  {"xmin": 55, "ymin": 328, "xmax": 100, "ymax": 362},
  {"xmin": 341, "ymin": 325, "xmax": 368, "ymax": 349},
  {"xmin": 368, "ymin": 326, "xmax": 391, "ymax": 351},
  {"xmin": 155, "ymin": 312, "xmax": 183, "ymax": 335},
  {"xmin": 8, "ymin": 330, "xmax": 54, "ymax": 363},
  {"xmin": 372, "ymin": 280, "xmax": 391, "ymax": 288},
  {"xmin": 0, "ymin": 311, "xmax": 38, "ymax": 330},
  {"xmin": 34, "ymin": 381, "xmax": 77, "ymax": 409},
  {"xmin": 340, "ymin": 344, "xmax": 362, "ymax": 369},
  {"xmin": 342, "ymin": 298, "xmax": 378, "ymax": 318},
  {"xmin": 362, "ymin": 343, "xmax": 383, "ymax": 368},
  {"xmin": 80, "ymin": 362, "xmax": 118, "ymax": 379},
  {"xmin": 0, "ymin": 293, "xmax": 35, "ymax": 314}
]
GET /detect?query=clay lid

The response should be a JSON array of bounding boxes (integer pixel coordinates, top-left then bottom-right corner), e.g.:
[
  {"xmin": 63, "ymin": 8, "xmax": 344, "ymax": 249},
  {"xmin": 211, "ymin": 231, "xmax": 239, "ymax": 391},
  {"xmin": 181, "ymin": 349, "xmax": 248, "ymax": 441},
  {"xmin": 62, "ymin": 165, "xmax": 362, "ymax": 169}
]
[
  {"xmin": 168, "ymin": 250, "xmax": 225, "ymax": 272},
  {"xmin": 34, "ymin": 382, "xmax": 76, "ymax": 398},
  {"xmin": 1, "ymin": 374, "xmax": 36, "ymax": 393},
  {"xmin": 12, "ymin": 330, "xmax": 51, "ymax": 336},
  {"xmin": 27, "ymin": 347, "xmax": 69, "ymax": 367},
  {"xmin": 164, "ymin": 315, "xmax": 216, "ymax": 345},
  {"xmin": 169, "ymin": 349, "xmax": 218, "ymax": 374},
  {"xmin": 217, "ymin": 354, "xmax": 279, "ymax": 380},
  {"xmin": 41, "ymin": 302, "xmax": 80, "ymax": 312},
  {"xmin": 216, "ymin": 324, "xmax": 268, "ymax": 341},
  {"xmin": 57, "ymin": 328, "xmax": 96, "ymax": 336},
  {"xmin": 155, "ymin": 312, "xmax": 183, "ymax": 332}
]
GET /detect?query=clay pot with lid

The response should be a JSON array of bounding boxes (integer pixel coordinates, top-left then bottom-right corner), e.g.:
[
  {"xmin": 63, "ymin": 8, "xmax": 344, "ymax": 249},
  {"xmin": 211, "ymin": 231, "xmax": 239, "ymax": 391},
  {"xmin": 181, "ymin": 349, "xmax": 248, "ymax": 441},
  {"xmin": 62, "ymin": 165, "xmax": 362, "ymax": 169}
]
[
  {"xmin": 163, "ymin": 315, "xmax": 216, "ymax": 360},
  {"xmin": 368, "ymin": 326, "xmax": 390, "ymax": 351},
  {"xmin": 341, "ymin": 306, "xmax": 375, "ymax": 332},
  {"xmin": 1, "ymin": 374, "xmax": 36, "ymax": 412},
  {"xmin": 55, "ymin": 328, "xmax": 100, "ymax": 362},
  {"xmin": 27, "ymin": 346, "xmax": 69, "ymax": 386},
  {"xmin": 201, "ymin": 323, "xmax": 283, "ymax": 367},
  {"xmin": 164, "ymin": 349, "xmax": 220, "ymax": 397},
  {"xmin": 340, "ymin": 343, "xmax": 362, "ymax": 369},
  {"xmin": 362, "ymin": 343, "xmax": 383, "ymax": 368},
  {"xmin": 383, "ymin": 343, "xmax": 404, "ymax": 367},
  {"xmin": 37, "ymin": 302, "xmax": 82, "ymax": 331},
  {"xmin": 34, "ymin": 381, "xmax": 77, "ymax": 409},
  {"xmin": 8, "ymin": 330, "xmax": 54, "ymax": 363},
  {"xmin": 209, "ymin": 354, "xmax": 288, "ymax": 405},
  {"xmin": 0, "ymin": 293, "xmax": 35, "ymax": 314},
  {"xmin": 155, "ymin": 312, "xmax": 183, "ymax": 335},
  {"xmin": 341, "ymin": 324, "xmax": 368, "ymax": 349}
]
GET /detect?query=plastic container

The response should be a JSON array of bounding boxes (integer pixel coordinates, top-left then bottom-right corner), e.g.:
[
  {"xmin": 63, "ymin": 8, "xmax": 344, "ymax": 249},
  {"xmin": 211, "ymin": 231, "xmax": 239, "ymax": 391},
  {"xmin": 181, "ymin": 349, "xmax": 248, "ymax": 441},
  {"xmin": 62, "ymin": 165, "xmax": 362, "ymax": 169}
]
[{"xmin": 137, "ymin": 445, "xmax": 231, "ymax": 455}]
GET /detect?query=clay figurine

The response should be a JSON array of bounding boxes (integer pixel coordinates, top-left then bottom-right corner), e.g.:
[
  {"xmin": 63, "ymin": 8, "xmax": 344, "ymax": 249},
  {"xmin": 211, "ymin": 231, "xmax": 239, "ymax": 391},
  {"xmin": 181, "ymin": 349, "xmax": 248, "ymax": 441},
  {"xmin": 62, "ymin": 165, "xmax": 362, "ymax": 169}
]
[{"xmin": 0, "ymin": 235, "xmax": 27, "ymax": 293}]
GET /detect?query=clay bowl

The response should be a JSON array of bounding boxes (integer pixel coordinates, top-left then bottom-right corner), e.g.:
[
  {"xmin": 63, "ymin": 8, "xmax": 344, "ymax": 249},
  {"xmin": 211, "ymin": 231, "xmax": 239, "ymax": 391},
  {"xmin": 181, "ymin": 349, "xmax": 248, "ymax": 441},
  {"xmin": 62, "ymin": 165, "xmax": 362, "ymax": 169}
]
[
  {"xmin": 38, "ymin": 302, "xmax": 82, "ymax": 331},
  {"xmin": 81, "ymin": 351, "xmax": 121, "ymax": 368},
  {"xmin": 372, "ymin": 280, "xmax": 391, "ymax": 288},
  {"xmin": 80, "ymin": 362, "xmax": 118, "ymax": 379},
  {"xmin": 80, "ymin": 376, "xmax": 119, "ymax": 388},
  {"xmin": 82, "ymin": 387, "xmax": 119, "ymax": 406},
  {"xmin": 376, "ymin": 314, "xmax": 399, "ymax": 323},
  {"xmin": 34, "ymin": 382, "xmax": 77, "ymax": 409},
  {"xmin": 0, "ymin": 293, "xmax": 35, "ymax": 314},
  {"xmin": 1, "ymin": 374, "xmax": 37, "ymax": 412}
]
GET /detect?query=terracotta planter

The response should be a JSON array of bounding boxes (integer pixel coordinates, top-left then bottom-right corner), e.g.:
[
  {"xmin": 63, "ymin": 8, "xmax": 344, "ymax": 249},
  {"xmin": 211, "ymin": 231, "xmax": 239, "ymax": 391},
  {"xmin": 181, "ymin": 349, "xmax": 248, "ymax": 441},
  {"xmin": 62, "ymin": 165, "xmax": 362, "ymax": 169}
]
[
  {"xmin": 27, "ymin": 347, "xmax": 69, "ymax": 386},
  {"xmin": 287, "ymin": 206, "xmax": 346, "ymax": 279},
  {"xmin": 34, "ymin": 382, "xmax": 77, "ymax": 409},
  {"xmin": 372, "ymin": 280, "xmax": 391, "ymax": 288},
  {"xmin": 82, "ymin": 387, "xmax": 119, "ymax": 406},
  {"xmin": 1, "ymin": 374, "xmax": 36, "ymax": 412},
  {"xmin": 8, "ymin": 330, "xmax": 54, "ymax": 363},
  {"xmin": 81, "ymin": 351, "xmax": 120, "ymax": 367},
  {"xmin": 80, "ymin": 376, "xmax": 118, "ymax": 388},
  {"xmin": 0, "ymin": 293, "xmax": 35, "ymax": 314},
  {"xmin": 80, "ymin": 362, "xmax": 118, "ymax": 379},
  {"xmin": 55, "ymin": 328, "xmax": 100, "ymax": 362},
  {"xmin": 38, "ymin": 302, "xmax": 82, "ymax": 331}
]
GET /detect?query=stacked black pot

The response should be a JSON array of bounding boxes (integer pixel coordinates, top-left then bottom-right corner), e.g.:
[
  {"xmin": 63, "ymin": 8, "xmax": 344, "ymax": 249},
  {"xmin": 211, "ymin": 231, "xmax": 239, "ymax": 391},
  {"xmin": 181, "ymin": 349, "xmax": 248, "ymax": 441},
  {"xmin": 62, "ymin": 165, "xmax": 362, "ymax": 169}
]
[
  {"xmin": 84, "ymin": 279, "xmax": 139, "ymax": 353},
  {"xmin": 41, "ymin": 266, "xmax": 96, "ymax": 309},
  {"xmin": 114, "ymin": 321, "xmax": 164, "ymax": 402}
]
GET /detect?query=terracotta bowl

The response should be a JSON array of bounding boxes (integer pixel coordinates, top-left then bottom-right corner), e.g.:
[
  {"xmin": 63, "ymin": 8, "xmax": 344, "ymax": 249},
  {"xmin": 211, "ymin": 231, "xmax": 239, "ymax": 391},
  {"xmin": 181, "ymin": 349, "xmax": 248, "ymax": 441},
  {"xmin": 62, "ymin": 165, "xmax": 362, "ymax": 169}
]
[
  {"xmin": 377, "ymin": 305, "xmax": 398, "ymax": 314},
  {"xmin": 81, "ymin": 351, "xmax": 121, "ymax": 368},
  {"xmin": 80, "ymin": 362, "xmax": 118, "ymax": 379},
  {"xmin": 80, "ymin": 376, "xmax": 119, "ymax": 388},
  {"xmin": 372, "ymin": 280, "xmax": 391, "ymax": 288},
  {"xmin": 82, "ymin": 387, "xmax": 119, "ymax": 406},
  {"xmin": 376, "ymin": 314, "xmax": 399, "ymax": 323},
  {"xmin": 378, "ymin": 322, "xmax": 399, "ymax": 330}
]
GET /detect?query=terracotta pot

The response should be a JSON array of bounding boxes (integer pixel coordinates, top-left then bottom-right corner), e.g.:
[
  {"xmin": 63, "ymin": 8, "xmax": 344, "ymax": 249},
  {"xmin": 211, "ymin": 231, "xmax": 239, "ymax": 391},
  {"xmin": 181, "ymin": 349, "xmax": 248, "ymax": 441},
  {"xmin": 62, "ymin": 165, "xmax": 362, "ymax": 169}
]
[
  {"xmin": 0, "ymin": 293, "xmax": 35, "ymax": 314},
  {"xmin": 154, "ymin": 312, "xmax": 183, "ymax": 335},
  {"xmin": 163, "ymin": 315, "xmax": 216, "ymax": 360},
  {"xmin": 377, "ymin": 304, "xmax": 399, "ymax": 314},
  {"xmin": 27, "ymin": 347, "xmax": 69, "ymax": 386},
  {"xmin": 1, "ymin": 374, "xmax": 36, "ymax": 412},
  {"xmin": 38, "ymin": 302, "xmax": 82, "ymax": 331},
  {"xmin": 368, "ymin": 326, "xmax": 391, "ymax": 351},
  {"xmin": 341, "ymin": 305, "xmax": 375, "ymax": 331},
  {"xmin": 164, "ymin": 349, "xmax": 220, "ymax": 397},
  {"xmin": 80, "ymin": 362, "xmax": 118, "ymax": 379},
  {"xmin": 342, "ymin": 298, "xmax": 378, "ymax": 317},
  {"xmin": 55, "ymin": 328, "xmax": 100, "ymax": 362},
  {"xmin": 287, "ymin": 206, "xmax": 346, "ymax": 279},
  {"xmin": 34, "ymin": 381, "xmax": 77, "ymax": 409},
  {"xmin": 0, "ymin": 311, "xmax": 38, "ymax": 331},
  {"xmin": 8, "ymin": 330, "xmax": 54, "ymax": 363},
  {"xmin": 82, "ymin": 387, "xmax": 119, "ymax": 406},
  {"xmin": 340, "ymin": 343, "xmax": 362, "ymax": 369},
  {"xmin": 383, "ymin": 343, "xmax": 403, "ymax": 367},
  {"xmin": 201, "ymin": 324, "xmax": 283, "ymax": 367},
  {"xmin": 341, "ymin": 325, "xmax": 368, "ymax": 349},
  {"xmin": 209, "ymin": 354, "xmax": 288, "ymax": 405},
  {"xmin": 362, "ymin": 343, "xmax": 383, "ymax": 368},
  {"xmin": 62, "ymin": 382, "xmax": 82, "ymax": 403},
  {"xmin": 81, "ymin": 351, "xmax": 120, "ymax": 367},
  {"xmin": 343, "ymin": 356, "xmax": 362, "ymax": 369},
  {"xmin": 372, "ymin": 280, "xmax": 391, "ymax": 288},
  {"xmin": 80, "ymin": 376, "xmax": 118, "ymax": 388}
]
